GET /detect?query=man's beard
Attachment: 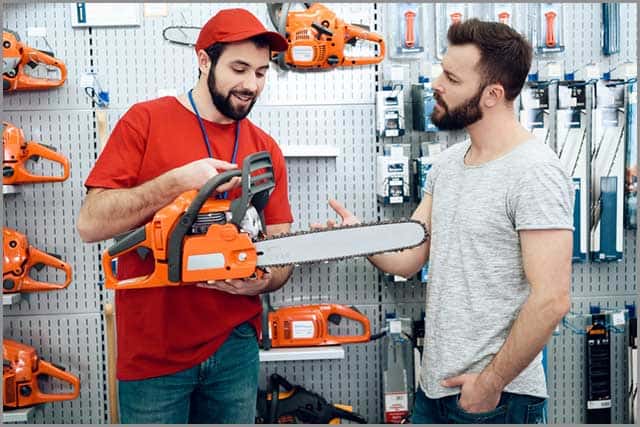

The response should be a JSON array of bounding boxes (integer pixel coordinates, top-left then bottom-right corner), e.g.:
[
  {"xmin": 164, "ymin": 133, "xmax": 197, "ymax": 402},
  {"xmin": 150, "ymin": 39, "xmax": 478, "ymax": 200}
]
[
  {"xmin": 431, "ymin": 86, "xmax": 484, "ymax": 131},
  {"xmin": 207, "ymin": 69, "xmax": 257, "ymax": 121}
]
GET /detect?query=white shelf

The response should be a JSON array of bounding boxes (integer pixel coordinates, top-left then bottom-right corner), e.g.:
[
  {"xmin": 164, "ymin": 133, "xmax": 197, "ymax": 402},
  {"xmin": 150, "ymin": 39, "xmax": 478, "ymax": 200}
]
[
  {"xmin": 3, "ymin": 405, "xmax": 40, "ymax": 423},
  {"xmin": 3, "ymin": 293, "xmax": 22, "ymax": 306},
  {"xmin": 3, "ymin": 185, "xmax": 20, "ymax": 195},
  {"xmin": 281, "ymin": 145, "xmax": 339, "ymax": 158},
  {"xmin": 259, "ymin": 346, "xmax": 344, "ymax": 362}
]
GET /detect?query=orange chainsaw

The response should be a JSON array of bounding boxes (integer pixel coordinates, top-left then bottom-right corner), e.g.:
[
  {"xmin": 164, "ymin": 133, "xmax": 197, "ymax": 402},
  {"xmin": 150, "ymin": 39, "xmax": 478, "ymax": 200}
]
[
  {"xmin": 3, "ymin": 227, "xmax": 72, "ymax": 293},
  {"xmin": 260, "ymin": 294, "xmax": 371, "ymax": 349},
  {"xmin": 268, "ymin": 3, "xmax": 385, "ymax": 70},
  {"xmin": 3, "ymin": 121, "xmax": 70, "ymax": 185},
  {"xmin": 3, "ymin": 30, "xmax": 67, "ymax": 92},
  {"xmin": 3, "ymin": 339, "xmax": 80, "ymax": 408},
  {"xmin": 102, "ymin": 152, "xmax": 427, "ymax": 290}
]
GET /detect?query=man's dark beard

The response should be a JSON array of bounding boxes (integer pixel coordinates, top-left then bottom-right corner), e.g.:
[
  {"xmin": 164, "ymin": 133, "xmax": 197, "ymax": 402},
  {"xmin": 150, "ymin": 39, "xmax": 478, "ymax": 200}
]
[
  {"xmin": 431, "ymin": 87, "xmax": 484, "ymax": 131},
  {"xmin": 207, "ymin": 68, "xmax": 257, "ymax": 121}
]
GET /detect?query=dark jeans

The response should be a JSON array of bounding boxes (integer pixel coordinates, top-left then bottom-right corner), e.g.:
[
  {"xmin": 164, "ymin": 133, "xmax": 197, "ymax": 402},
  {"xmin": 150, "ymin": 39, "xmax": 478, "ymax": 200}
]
[
  {"xmin": 412, "ymin": 386, "xmax": 546, "ymax": 424},
  {"xmin": 118, "ymin": 322, "xmax": 259, "ymax": 424}
]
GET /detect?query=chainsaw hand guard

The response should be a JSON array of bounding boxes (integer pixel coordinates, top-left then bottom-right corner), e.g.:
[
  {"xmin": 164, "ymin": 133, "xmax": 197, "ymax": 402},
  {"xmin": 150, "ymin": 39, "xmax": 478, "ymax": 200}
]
[
  {"xmin": 3, "ymin": 227, "xmax": 72, "ymax": 293},
  {"xmin": 3, "ymin": 339, "xmax": 80, "ymax": 408}
]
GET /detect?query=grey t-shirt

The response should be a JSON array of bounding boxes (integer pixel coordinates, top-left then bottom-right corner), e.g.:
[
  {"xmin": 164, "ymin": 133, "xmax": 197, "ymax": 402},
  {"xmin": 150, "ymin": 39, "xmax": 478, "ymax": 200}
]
[{"xmin": 420, "ymin": 139, "xmax": 574, "ymax": 399}]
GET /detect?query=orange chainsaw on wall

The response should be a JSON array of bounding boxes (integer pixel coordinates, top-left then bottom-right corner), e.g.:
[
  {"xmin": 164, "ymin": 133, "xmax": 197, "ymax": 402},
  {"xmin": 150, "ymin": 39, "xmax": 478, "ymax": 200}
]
[
  {"xmin": 3, "ymin": 29, "xmax": 67, "ymax": 91},
  {"xmin": 3, "ymin": 227, "xmax": 72, "ymax": 293},
  {"xmin": 102, "ymin": 152, "xmax": 427, "ymax": 290},
  {"xmin": 260, "ymin": 294, "xmax": 371, "ymax": 349},
  {"xmin": 3, "ymin": 339, "xmax": 80, "ymax": 408},
  {"xmin": 268, "ymin": 3, "xmax": 385, "ymax": 70},
  {"xmin": 3, "ymin": 121, "xmax": 70, "ymax": 185}
]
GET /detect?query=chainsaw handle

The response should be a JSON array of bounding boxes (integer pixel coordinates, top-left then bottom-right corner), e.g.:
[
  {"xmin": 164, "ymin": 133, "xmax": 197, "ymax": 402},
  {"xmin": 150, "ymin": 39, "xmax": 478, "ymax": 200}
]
[
  {"xmin": 325, "ymin": 305, "xmax": 371, "ymax": 343},
  {"xmin": 21, "ymin": 246, "xmax": 72, "ymax": 291},
  {"xmin": 17, "ymin": 47, "xmax": 68, "ymax": 90},
  {"xmin": 343, "ymin": 24, "xmax": 385, "ymax": 66},
  {"xmin": 33, "ymin": 360, "xmax": 80, "ymax": 403},
  {"xmin": 11, "ymin": 141, "xmax": 70, "ymax": 183}
]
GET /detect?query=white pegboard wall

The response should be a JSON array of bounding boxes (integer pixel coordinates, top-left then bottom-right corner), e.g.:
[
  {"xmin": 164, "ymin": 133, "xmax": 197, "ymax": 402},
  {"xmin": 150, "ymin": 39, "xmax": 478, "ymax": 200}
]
[
  {"xmin": 2, "ymin": 313, "xmax": 107, "ymax": 424},
  {"xmin": 3, "ymin": 110, "xmax": 103, "ymax": 316}
]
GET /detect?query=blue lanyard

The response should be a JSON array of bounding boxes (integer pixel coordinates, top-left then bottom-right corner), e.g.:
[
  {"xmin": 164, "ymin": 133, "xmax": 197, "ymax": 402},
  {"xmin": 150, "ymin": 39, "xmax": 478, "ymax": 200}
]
[{"xmin": 187, "ymin": 88, "xmax": 240, "ymax": 199}]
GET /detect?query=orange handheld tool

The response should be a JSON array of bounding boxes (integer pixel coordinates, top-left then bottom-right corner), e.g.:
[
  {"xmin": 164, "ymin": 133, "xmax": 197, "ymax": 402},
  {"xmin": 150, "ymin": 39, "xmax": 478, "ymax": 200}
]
[
  {"xmin": 450, "ymin": 12, "xmax": 462, "ymax": 24},
  {"xmin": 545, "ymin": 11, "xmax": 557, "ymax": 48},
  {"xmin": 3, "ymin": 30, "xmax": 67, "ymax": 92},
  {"xmin": 102, "ymin": 152, "xmax": 275, "ymax": 290},
  {"xmin": 261, "ymin": 296, "xmax": 371, "ymax": 349},
  {"xmin": 403, "ymin": 10, "xmax": 416, "ymax": 48},
  {"xmin": 3, "ymin": 227, "xmax": 72, "ymax": 293},
  {"xmin": 3, "ymin": 121, "xmax": 70, "ymax": 185},
  {"xmin": 279, "ymin": 3, "xmax": 385, "ymax": 69},
  {"xmin": 498, "ymin": 11, "xmax": 511, "ymax": 25},
  {"xmin": 3, "ymin": 339, "xmax": 80, "ymax": 408}
]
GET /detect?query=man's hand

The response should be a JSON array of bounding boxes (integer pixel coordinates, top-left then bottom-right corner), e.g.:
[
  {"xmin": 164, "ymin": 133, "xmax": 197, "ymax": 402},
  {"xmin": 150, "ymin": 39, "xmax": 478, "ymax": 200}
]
[
  {"xmin": 441, "ymin": 373, "xmax": 501, "ymax": 414},
  {"xmin": 170, "ymin": 158, "xmax": 241, "ymax": 193},
  {"xmin": 196, "ymin": 272, "xmax": 273, "ymax": 296},
  {"xmin": 310, "ymin": 199, "xmax": 361, "ymax": 229}
]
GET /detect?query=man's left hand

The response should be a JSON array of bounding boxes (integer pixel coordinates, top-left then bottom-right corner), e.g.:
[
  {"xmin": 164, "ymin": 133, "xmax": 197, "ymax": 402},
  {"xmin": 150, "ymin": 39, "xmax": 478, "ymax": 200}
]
[
  {"xmin": 441, "ymin": 373, "xmax": 501, "ymax": 414},
  {"xmin": 196, "ymin": 273, "xmax": 273, "ymax": 296}
]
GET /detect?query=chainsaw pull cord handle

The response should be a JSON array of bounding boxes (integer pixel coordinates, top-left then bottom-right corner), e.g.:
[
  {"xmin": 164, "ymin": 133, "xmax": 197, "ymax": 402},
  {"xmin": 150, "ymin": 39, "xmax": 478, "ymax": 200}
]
[
  {"xmin": 404, "ymin": 10, "xmax": 416, "ymax": 48},
  {"xmin": 325, "ymin": 305, "xmax": 371, "ymax": 343},
  {"xmin": 13, "ymin": 140, "xmax": 70, "ymax": 183},
  {"xmin": 20, "ymin": 245, "xmax": 72, "ymax": 292},
  {"xmin": 545, "ymin": 11, "xmax": 557, "ymax": 47},
  {"xmin": 32, "ymin": 359, "xmax": 81, "ymax": 403},
  {"xmin": 343, "ymin": 23, "xmax": 386, "ymax": 66}
]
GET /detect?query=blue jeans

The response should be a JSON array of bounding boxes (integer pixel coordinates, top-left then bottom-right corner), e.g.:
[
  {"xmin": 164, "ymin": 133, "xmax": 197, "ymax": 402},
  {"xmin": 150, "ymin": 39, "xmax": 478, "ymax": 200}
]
[
  {"xmin": 412, "ymin": 387, "xmax": 546, "ymax": 424},
  {"xmin": 118, "ymin": 322, "xmax": 259, "ymax": 424}
]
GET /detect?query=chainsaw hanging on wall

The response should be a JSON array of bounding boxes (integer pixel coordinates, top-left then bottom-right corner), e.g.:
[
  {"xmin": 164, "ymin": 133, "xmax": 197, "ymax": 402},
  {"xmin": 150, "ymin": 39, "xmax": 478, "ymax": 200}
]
[
  {"xmin": 3, "ymin": 227, "xmax": 72, "ymax": 293},
  {"xmin": 260, "ymin": 294, "xmax": 371, "ymax": 349},
  {"xmin": 103, "ymin": 151, "xmax": 427, "ymax": 290},
  {"xmin": 2, "ymin": 30, "xmax": 67, "ymax": 92},
  {"xmin": 3, "ymin": 339, "xmax": 80, "ymax": 408},
  {"xmin": 267, "ymin": 3, "xmax": 385, "ymax": 70},
  {"xmin": 256, "ymin": 373, "xmax": 367, "ymax": 423},
  {"xmin": 3, "ymin": 121, "xmax": 70, "ymax": 185}
]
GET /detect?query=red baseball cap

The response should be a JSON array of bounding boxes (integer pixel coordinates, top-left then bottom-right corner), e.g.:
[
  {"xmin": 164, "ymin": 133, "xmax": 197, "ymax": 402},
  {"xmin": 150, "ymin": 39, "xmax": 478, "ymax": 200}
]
[{"xmin": 195, "ymin": 8, "xmax": 288, "ymax": 53}]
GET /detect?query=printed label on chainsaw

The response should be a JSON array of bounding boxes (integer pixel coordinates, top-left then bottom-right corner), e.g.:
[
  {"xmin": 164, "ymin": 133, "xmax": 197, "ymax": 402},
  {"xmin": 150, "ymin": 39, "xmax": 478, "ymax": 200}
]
[
  {"xmin": 292, "ymin": 320, "xmax": 315, "ymax": 338},
  {"xmin": 292, "ymin": 46, "xmax": 314, "ymax": 62},
  {"xmin": 384, "ymin": 392, "xmax": 409, "ymax": 423}
]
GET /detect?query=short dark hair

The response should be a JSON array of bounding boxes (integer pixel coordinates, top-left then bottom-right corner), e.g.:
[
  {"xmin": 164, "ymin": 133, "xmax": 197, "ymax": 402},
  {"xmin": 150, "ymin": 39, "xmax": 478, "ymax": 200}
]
[
  {"xmin": 447, "ymin": 19, "xmax": 532, "ymax": 101},
  {"xmin": 201, "ymin": 34, "xmax": 272, "ymax": 72}
]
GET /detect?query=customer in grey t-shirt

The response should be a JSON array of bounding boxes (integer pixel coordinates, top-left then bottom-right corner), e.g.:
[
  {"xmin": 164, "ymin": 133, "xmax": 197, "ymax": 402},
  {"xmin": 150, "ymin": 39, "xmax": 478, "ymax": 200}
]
[{"xmin": 319, "ymin": 19, "xmax": 573, "ymax": 424}]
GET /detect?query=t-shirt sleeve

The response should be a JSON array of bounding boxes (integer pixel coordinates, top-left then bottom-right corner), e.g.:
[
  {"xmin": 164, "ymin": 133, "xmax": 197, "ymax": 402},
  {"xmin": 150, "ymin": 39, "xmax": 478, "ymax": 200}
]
[
  {"xmin": 84, "ymin": 106, "xmax": 148, "ymax": 190},
  {"xmin": 263, "ymin": 141, "xmax": 294, "ymax": 226},
  {"xmin": 424, "ymin": 157, "xmax": 442, "ymax": 196},
  {"xmin": 510, "ymin": 161, "xmax": 575, "ymax": 231}
]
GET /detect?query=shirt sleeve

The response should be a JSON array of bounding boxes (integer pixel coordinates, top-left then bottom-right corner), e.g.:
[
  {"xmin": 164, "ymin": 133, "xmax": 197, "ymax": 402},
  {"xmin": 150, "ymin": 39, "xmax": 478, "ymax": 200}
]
[
  {"xmin": 263, "ymin": 141, "xmax": 294, "ymax": 226},
  {"xmin": 510, "ymin": 161, "xmax": 575, "ymax": 231},
  {"xmin": 424, "ymin": 157, "xmax": 442, "ymax": 196},
  {"xmin": 84, "ymin": 106, "xmax": 149, "ymax": 190}
]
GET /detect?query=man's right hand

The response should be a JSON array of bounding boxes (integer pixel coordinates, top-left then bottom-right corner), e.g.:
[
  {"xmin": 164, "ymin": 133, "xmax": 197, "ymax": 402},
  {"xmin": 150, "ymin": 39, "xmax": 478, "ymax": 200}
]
[
  {"xmin": 310, "ymin": 199, "xmax": 361, "ymax": 230},
  {"xmin": 170, "ymin": 158, "xmax": 241, "ymax": 194}
]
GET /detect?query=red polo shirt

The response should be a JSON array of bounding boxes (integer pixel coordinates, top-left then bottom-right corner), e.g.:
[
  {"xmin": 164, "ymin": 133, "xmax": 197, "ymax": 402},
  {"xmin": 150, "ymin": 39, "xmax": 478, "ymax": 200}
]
[{"xmin": 85, "ymin": 97, "xmax": 293, "ymax": 380}]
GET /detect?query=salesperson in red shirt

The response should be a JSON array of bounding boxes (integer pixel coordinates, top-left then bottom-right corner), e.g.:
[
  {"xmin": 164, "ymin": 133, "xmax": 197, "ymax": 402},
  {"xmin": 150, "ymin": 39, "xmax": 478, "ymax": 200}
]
[{"xmin": 77, "ymin": 8, "xmax": 294, "ymax": 424}]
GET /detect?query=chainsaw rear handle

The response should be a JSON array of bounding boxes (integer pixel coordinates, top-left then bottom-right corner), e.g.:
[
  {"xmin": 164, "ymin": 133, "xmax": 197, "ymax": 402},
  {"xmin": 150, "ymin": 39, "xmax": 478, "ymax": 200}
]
[
  {"xmin": 5, "ymin": 141, "xmax": 70, "ymax": 184},
  {"xmin": 343, "ymin": 24, "xmax": 385, "ymax": 66},
  {"xmin": 19, "ymin": 246, "xmax": 72, "ymax": 292},
  {"xmin": 31, "ymin": 359, "xmax": 80, "ymax": 403},
  {"xmin": 324, "ymin": 305, "xmax": 371, "ymax": 344},
  {"xmin": 13, "ymin": 48, "xmax": 67, "ymax": 91}
]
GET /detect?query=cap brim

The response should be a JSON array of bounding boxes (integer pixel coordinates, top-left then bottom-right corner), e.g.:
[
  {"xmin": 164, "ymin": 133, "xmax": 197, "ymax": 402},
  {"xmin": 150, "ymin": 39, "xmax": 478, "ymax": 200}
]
[{"xmin": 219, "ymin": 30, "xmax": 288, "ymax": 52}]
